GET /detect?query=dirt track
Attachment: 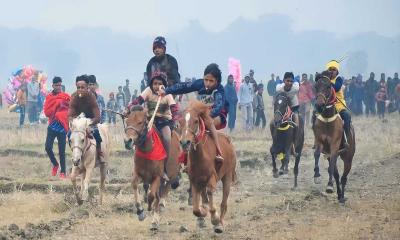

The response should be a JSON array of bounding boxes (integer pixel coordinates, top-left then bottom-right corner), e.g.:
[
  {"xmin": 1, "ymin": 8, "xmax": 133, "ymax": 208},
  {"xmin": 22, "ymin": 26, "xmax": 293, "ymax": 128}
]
[{"xmin": 0, "ymin": 110, "xmax": 399, "ymax": 240}]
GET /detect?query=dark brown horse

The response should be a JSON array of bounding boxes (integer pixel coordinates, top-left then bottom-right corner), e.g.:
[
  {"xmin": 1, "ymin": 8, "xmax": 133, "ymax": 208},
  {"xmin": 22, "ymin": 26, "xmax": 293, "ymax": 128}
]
[
  {"xmin": 270, "ymin": 92, "xmax": 304, "ymax": 188},
  {"xmin": 124, "ymin": 105, "xmax": 181, "ymax": 230},
  {"xmin": 179, "ymin": 100, "xmax": 237, "ymax": 234},
  {"xmin": 313, "ymin": 72, "xmax": 355, "ymax": 203}
]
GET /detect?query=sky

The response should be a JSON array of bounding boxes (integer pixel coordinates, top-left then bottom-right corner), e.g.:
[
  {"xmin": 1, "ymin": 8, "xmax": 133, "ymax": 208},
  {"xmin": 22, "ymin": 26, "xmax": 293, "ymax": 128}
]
[{"xmin": 0, "ymin": 0, "xmax": 399, "ymax": 38}]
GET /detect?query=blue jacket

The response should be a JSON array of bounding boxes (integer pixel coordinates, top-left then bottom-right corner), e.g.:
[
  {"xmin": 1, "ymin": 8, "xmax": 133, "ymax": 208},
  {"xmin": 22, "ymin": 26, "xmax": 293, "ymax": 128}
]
[
  {"xmin": 165, "ymin": 79, "xmax": 228, "ymax": 118},
  {"xmin": 224, "ymin": 83, "xmax": 238, "ymax": 105}
]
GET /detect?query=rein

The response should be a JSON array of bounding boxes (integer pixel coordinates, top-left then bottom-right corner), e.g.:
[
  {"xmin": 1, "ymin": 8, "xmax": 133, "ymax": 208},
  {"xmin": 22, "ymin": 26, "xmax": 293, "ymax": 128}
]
[{"xmin": 70, "ymin": 130, "xmax": 95, "ymax": 159}]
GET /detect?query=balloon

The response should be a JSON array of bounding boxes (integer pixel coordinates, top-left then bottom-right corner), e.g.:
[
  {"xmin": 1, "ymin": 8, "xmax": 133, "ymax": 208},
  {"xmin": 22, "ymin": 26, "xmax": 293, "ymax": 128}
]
[{"xmin": 228, "ymin": 58, "xmax": 242, "ymax": 92}]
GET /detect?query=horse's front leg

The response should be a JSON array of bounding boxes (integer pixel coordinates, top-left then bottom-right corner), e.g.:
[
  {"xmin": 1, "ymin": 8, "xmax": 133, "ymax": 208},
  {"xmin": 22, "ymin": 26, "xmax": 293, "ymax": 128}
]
[
  {"xmin": 70, "ymin": 166, "xmax": 83, "ymax": 205},
  {"xmin": 270, "ymin": 147, "xmax": 278, "ymax": 178},
  {"xmin": 284, "ymin": 148, "xmax": 291, "ymax": 174},
  {"xmin": 313, "ymin": 146, "xmax": 321, "ymax": 184},
  {"xmin": 326, "ymin": 153, "xmax": 339, "ymax": 194},
  {"xmin": 132, "ymin": 171, "xmax": 145, "ymax": 221},
  {"xmin": 82, "ymin": 166, "xmax": 94, "ymax": 202},
  {"xmin": 99, "ymin": 162, "xmax": 107, "ymax": 205},
  {"xmin": 149, "ymin": 176, "xmax": 161, "ymax": 231}
]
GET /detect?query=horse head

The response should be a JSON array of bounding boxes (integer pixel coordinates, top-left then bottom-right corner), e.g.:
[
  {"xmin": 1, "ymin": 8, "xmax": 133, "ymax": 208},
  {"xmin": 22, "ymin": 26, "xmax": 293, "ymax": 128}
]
[
  {"xmin": 314, "ymin": 71, "xmax": 335, "ymax": 113},
  {"xmin": 179, "ymin": 101, "xmax": 207, "ymax": 152},
  {"xmin": 273, "ymin": 92, "xmax": 292, "ymax": 127},
  {"xmin": 70, "ymin": 113, "xmax": 92, "ymax": 166},
  {"xmin": 124, "ymin": 105, "xmax": 148, "ymax": 150}
]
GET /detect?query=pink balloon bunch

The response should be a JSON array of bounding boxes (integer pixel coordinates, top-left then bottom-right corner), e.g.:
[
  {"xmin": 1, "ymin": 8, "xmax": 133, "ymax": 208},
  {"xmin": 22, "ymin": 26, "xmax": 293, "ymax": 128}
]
[{"xmin": 228, "ymin": 58, "xmax": 242, "ymax": 92}]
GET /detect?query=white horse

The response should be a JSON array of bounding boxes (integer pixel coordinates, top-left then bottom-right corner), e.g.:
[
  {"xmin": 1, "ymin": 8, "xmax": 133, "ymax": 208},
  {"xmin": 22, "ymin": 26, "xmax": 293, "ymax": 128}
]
[{"xmin": 69, "ymin": 113, "xmax": 110, "ymax": 205}]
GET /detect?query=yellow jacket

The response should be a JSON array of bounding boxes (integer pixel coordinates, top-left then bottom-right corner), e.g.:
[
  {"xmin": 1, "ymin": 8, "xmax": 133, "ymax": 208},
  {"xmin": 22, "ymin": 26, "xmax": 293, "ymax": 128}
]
[{"xmin": 331, "ymin": 76, "xmax": 346, "ymax": 112}]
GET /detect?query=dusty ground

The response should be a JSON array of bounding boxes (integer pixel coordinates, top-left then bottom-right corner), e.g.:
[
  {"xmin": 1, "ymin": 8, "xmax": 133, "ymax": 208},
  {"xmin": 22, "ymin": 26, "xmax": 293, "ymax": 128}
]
[{"xmin": 0, "ymin": 104, "xmax": 399, "ymax": 240}]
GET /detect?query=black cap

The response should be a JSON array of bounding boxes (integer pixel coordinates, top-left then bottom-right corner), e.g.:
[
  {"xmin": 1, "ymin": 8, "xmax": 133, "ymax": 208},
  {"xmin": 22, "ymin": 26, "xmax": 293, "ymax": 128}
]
[{"xmin": 52, "ymin": 76, "xmax": 62, "ymax": 84}]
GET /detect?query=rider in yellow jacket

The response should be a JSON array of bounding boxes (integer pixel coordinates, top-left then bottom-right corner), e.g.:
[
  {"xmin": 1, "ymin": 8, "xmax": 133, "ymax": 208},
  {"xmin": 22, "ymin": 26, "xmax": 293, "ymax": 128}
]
[{"xmin": 326, "ymin": 60, "xmax": 351, "ymax": 146}]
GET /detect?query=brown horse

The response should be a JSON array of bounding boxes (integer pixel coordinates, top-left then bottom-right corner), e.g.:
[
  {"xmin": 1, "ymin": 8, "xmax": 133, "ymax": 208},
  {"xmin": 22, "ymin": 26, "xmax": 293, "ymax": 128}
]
[
  {"xmin": 179, "ymin": 100, "xmax": 237, "ymax": 234},
  {"xmin": 123, "ymin": 105, "xmax": 181, "ymax": 230},
  {"xmin": 270, "ymin": 92, "xmax": 305, "ymax": 188},
  {"xmin": 313, "ymin": 72, "xmax": 356, "ymax": 203}
]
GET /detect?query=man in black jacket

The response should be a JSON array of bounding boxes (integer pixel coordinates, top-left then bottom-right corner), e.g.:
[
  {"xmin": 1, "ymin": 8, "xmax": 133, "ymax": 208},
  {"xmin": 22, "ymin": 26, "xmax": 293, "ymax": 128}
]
[{"xmin": 146, "ymin": 36, "xmax": 180, "ymax": 87}]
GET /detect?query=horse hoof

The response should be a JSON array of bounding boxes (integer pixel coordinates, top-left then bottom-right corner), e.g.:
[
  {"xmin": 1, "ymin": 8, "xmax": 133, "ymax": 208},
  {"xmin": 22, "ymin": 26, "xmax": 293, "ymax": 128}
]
[
  {"xmin": 159, "ymin": 203, "xmax": 166, "ymax": 213},
  {"xmin": 273, "ymin": 172, "xmax": 279, "ymax": 178},
  {"xmin": 314, "ymin": 177, "xmax": 321, "ymax": 184},
  {"xmin": 283, "ymin": 169, "xmax": 289, "ymax": 175},
  {"xmin": 188, "ymin": 196, "xmax": 193, "ymax": 206},
  {"xmin": 138, "ymin": 211, "xmax": 146, "ymax": 221},
  {"xmin": 326, "ymin": 186, "xmax": 334, "ymax": 194},
  {"xmin": 150, "ymin": 222, "xmax": 159, "ymax": 231},
  {"xmin": 291, "ymin": 186, "xmax": 298, "ymax": 191},
  {"xmin": 214, "ymin": 224, "xmax": 224, "ymax": 234},
  {"xmin": 279, "ymin": 169, "xmax": 284, "ymax": 175},
  {"xmin": 211, "ymin": 217, "xmax": 220, "ymax": 226},
  {"xmin": 197, "ymin": 217, "xmax": 206, "ymax": 228},
  {"xmin": 77, "ymin": 199, "xmax": 84, "ymax": 206},
  {"xmin": 339, "ymin": 197, "xmax": 347, "ymax": 204}
]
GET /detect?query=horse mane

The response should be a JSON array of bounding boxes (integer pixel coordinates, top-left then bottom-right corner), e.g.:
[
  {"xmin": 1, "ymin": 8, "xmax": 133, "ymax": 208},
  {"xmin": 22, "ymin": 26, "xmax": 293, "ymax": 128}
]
[
  {"xmin": 275, "ymin": 92, "xmax": 292, "ymax": 106},
  {"xmin": 315, "ymin": 71, "xmax": 332, "ymax": 86},
  {"xmin": 187, "ymin": 100, "xmax": 210, "ymax": 117},
  {"xmin": 130, "ymin": 105, "xmax": 144, "ymax": 112}
]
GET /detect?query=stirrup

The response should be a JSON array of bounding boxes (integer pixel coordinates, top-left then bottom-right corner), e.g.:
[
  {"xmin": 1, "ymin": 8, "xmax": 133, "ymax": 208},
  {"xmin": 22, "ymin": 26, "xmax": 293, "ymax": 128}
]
[{"xmin": 216, "ymin": 154, "xmax": 224, "ymax": 162}]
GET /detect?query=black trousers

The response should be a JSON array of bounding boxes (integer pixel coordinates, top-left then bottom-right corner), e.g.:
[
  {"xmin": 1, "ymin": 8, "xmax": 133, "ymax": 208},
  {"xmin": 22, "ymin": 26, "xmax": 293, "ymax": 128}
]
[
  {"xmin": 254, "ymin": 109, "xmax": 266, "ymax": 128},
  {"xmin": 45, "ymin": 127, "xmax": 67, "ymax": 173}
]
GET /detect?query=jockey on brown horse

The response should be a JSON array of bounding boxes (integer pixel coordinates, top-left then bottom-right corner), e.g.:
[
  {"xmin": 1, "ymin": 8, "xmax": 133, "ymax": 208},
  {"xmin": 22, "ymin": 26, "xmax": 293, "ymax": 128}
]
[{"xmin": 158, "ymin": 63, "xmax": 228, "ymax": 163}]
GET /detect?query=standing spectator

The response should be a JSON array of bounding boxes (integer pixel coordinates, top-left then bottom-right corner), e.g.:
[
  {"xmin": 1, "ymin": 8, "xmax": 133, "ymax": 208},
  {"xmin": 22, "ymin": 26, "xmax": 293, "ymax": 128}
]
[
  {"xmin": 116, "ymin": 86, "xmax": 125, "ymax": 112},
  {"xmin": 249, "ymin": 69, "xmax": 258, "ymax": 92},
  {"xmin": 254, "ymin": 83, "xmax": 266, "ymax": 129},
  {"xmin": 123, "ymin": 79, "xmax": 131, "ymax": 107},
  {"xmin": 224, "ymin": 75, "xmax": 238, "ymax": 132},
  {"xmin": 88, "ymin": 75, "xmax": 106, "ymax": 123},
  {"xmin": 131, "ymin": 89, "xmax": 138, "ymax": 102},
  {"xmin": 238, "ymin": 75, "xmax": 254, "ymax": 131},
  {"xmin": 267, "ymin": 73, "xmax": 277, "ymax": 101},
  {"xmin": 140, "ymin": 72, "xmax": 147, "ymax": 92},
  {"xmin": 16, "ymin": 84, "xmax": 27, "ymax": 127},
  {"xmin": 388, "ymin": 73, "xmax": 399, "ymax": 103},
  {"xmin": 43, "ymin": 77, "xmax": 70, "ymax": 179},
  {"xmin": 352, "ymin": 75, "xmax": 365, "ymax": 115},
  {"xmin": 0, "ymin": 93, "xmax": 3, "ymax": 108},
  {"xmin": 298, "ymin": 73, "xmax": 315, "ymax": 126},
  {"xmin": 364, "ymin": 72, "xmax": 379, "ymax": 117},
  {"xmin": 106, "ymin": 92, "xmax": 118, "ymax": 124},
  {"xmin": 396, "ymin": 80, "xmax": 400, "ymax": 114},
  {"xmin": 27, "ymin": 74, "xmax": 40, "ymax": 124},
  {"xmin": 375, "ymin": 80, "xmax": 387, "ymax": 119}
]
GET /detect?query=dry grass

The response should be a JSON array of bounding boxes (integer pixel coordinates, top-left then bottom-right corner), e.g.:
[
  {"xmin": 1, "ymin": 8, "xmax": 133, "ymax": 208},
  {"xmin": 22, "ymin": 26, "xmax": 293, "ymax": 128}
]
[{"xmin": 0, "ymin": 102, "xmax": 400, "ymax": 239}]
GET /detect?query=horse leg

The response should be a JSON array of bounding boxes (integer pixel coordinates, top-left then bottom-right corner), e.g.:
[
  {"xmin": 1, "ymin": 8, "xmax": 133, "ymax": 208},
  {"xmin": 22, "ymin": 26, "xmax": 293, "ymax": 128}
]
[
  {"xmin": 293, "ymin": 154, "xmax": 301, "ymax": 189},
  {"xmin": 149, "ymin": 177, "xmax": 161, "ymax": 231},
  {"xmin": 132, "ymin": 172, "xmax": 145, "ymax": 221},
  {"xmin": 159, "ymin": 178, "xmax": 170, "ymax": 212},
  {"xmin": 333, "ymin": 163, "xmax": 342, "ymax": 200},
  {"xmin": 143, "ymin": 183, "xmax": 149, "ymax": 203},
  {"xmin": 79, "ymin": 169, "xmax": 86, "ymax": 199},
  {"xmin": 187, "ymin": 183, "xmax": 193, "ymax": 206},
  {"xmin": 99, "ymin": 162, "xmax": 107, "ymax": 205},
  {"xmin": 326, "ymin": 154, "xmax": 338, "ymax": 194},
  {"xmin": 313, "ymin": 148, "xmax": 321, "ymax": 184},
  {"xmin": 82, "ymin": 167, "xmax": 94, "ymax": 201},
  {"xmin": 192, "ymin": 185, "xmax": 207, "ymax": 218},
  {"xmin": 340, "ymin": 159, "xmax": 352, "ymax": 203},
  {"xmin": 70, "ymin": 167, "xmax": 83, "ymax": 205},
  {"xmin": 270, "ymin": 147, "xmax": 278, "ymax": 178},
  {"xmin": 216, "ymin": 175, "xmax": 232, "ymax": 234},
  {"xmin": 283, "ymin": 148, "xmax": 291, "ymax": 174}
]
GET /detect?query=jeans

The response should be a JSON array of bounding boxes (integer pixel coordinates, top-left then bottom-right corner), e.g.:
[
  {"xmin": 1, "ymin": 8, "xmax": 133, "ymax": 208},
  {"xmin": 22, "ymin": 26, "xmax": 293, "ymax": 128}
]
[
  {"xmin": 227, "ymin": 102, "xmax": 237, "ymax": 130},
  {"xmin": 45, "ymin": 127, "xmax": 67, "ymax": 173},
  {"xmin": 27, "ymin": 101, "xmax": 38, "ymax": 123},
  {"xmin": 19, "ymin": 105, "xmax": 26, "ymax": 126},
  {"xmin": 254, "ymin": 109, "xmax": 266, "ymax": 128},
  {"xmin": 339, "ymin": 110, "xmax": 351, "ymax": 136},
  {"xmin": 240, "ymin": 103, "xmax": 253, "ymax": 131},
  {"xmin": 108, "ymin": 112, "xmax": 116, "ymax": 124}
]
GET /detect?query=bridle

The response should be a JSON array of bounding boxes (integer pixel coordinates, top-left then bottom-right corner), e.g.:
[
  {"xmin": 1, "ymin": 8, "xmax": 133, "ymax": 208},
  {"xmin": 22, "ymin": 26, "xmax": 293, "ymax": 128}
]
[
  {"xmin": 315, "ymin": 76, "xmax": 337, "ymax": 112},
  {"xmin": 181, "ymin": 112, "xmax": 206, "ymax": 150},
  {"xmin": 274, "ymin": 95, "xmax": 295, "ymax": 126},
  {"xmin": 70, "ymin": 129, "xmax": 94, "ymax": 164},
  {"xmin": 124, "ymin": 119, "xmax": 148, "ymax": 146}
]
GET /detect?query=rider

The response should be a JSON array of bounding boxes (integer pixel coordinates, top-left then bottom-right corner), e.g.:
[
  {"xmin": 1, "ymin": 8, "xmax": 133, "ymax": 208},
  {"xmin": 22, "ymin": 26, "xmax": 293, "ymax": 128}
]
[
  {"xmin": 126, "ymin": 71, "xmax": 179, "ymax": 180},
  {"xmin": 68, "ymin": 75, "xmax": 103, "ymax": 158},
  {"xmin": 146, "ymin": 36, "xmax": 180, "ymax": 87},
  {"xmin": 158, "ymin": 63, "xmax": 227, "ymax": 162},
  {"xmin": 326, "ymin": 60, "xmax": 351, "ymax": 147},
  {"xmin": 275, "ymin": 72, "xmax": 300, "ymax": 127}
]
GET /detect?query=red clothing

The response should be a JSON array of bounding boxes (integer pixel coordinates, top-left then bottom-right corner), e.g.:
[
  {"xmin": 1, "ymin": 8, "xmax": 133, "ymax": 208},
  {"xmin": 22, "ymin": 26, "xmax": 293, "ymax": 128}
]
[
  {"xmin": 298, "ymin": 81, "xmax": 314, "ymax": 104},
  {"xmin": 135, "ymin": 128, "xmax": 167, "ymax": 161},
  {"xmin": 44, "ymin": 91, "xmax": 71, "ymax": 132},
  {"xmin": 375, "ymin": 87, "xmax": 387, "ymax": 102}
]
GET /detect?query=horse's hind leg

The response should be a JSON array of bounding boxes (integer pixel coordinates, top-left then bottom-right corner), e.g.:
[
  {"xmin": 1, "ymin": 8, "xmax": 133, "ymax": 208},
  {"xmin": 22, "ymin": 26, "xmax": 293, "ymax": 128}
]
[
  {"xmin": 143, "ymin": 183, "xmax": 149, "ymax": 203},
  {"xmin": 313, "ymin": 148, "xmax": 321, "ymax": 184},
  {"xmin": 132, "ymin": 173, "xmax": 145, "ymax": 221},
  {"xmin": 270, "ymin": 147, "xmax": 278, "ymax": 178},
  {"xmin": 159, "ymin": 178, "xmax": 170, "ymax": 212},
  {"xmin": 333, "ymin": 164, "xmax": 342, "ymax": 200},
  {"xmin": 340, "ymin": 159, "xmax": 352, "ymax": 203},
  {"xmin": 99, "ymin": 162, "xmax": 107, "ymax": 205},
  {"xmin": 216, "ymin": 175, "xmax": 232, "ymax": 234},
  {"xmin": 326, "ymin": 154, "xmax": 339, "ymax": 194}
]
